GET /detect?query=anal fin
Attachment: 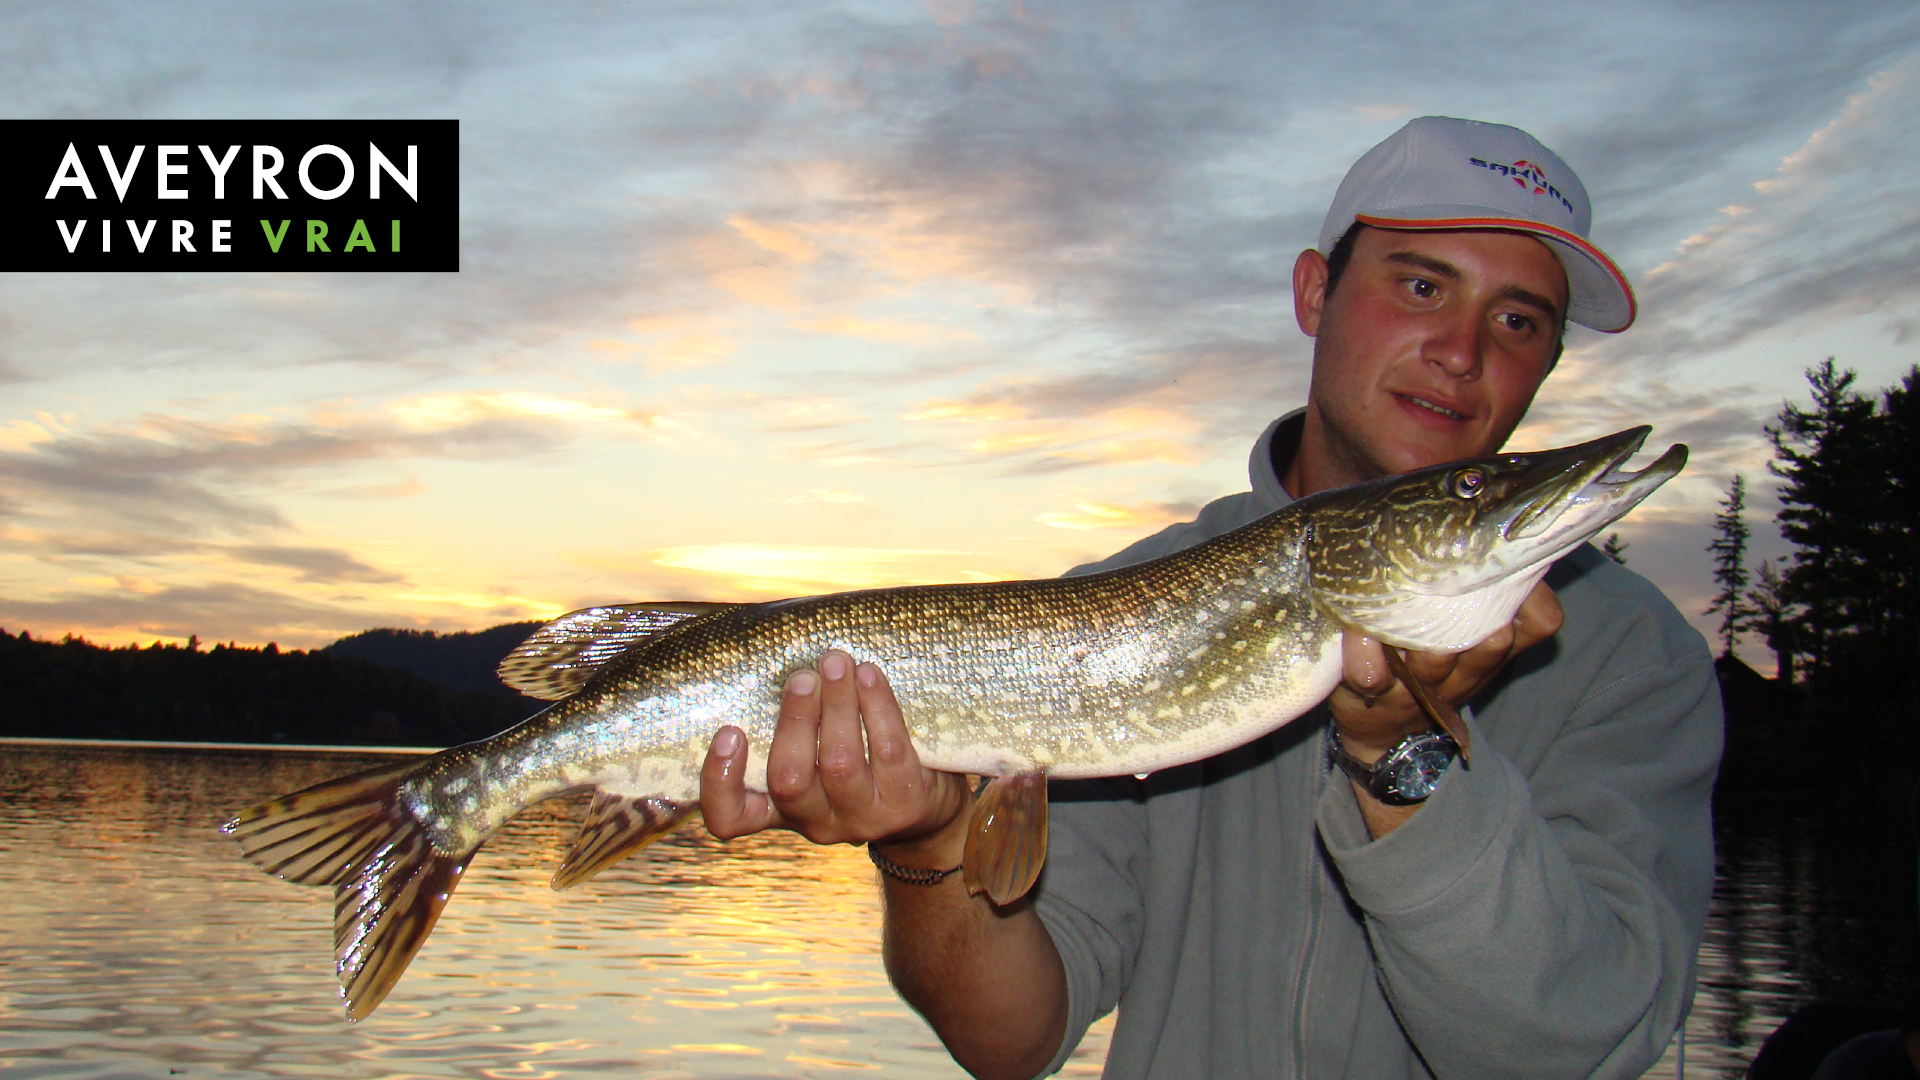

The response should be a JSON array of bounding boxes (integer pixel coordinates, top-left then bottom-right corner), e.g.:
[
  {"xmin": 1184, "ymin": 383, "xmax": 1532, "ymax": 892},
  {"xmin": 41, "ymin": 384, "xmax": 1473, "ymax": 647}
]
[
  {"xmin": 552, "ymin": 792, "xmax": 697, "ymax": 891},
  {"xmin": 1385, "ymin": 646, "xmax": 1472, "ymax": 764},
  {"xmin": 961, "ymin": 770, "xmax": 1048, "ymax": 905}
]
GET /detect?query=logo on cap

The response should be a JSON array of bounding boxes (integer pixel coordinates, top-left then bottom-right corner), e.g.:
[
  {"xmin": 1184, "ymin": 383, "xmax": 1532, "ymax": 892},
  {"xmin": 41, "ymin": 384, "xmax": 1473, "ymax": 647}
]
[{"xmin": 1467, "ymin": 156, "xmax": 1575, "ymax": 217}]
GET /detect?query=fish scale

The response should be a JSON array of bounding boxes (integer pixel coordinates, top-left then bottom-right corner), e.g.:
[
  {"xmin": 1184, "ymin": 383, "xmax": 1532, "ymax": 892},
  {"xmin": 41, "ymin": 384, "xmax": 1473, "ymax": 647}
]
[{"xmin": 225, "ymin": 425, "xmax": 1686, "ymax": 1021}]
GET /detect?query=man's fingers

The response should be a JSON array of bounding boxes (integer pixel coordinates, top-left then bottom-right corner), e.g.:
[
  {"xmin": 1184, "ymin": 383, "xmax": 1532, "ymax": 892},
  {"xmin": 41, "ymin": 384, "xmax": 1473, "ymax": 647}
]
[
  {"xmin": 1341, "ymin": 633, "xmax": 1392, "ymax": 697},
  {"xmin": 1405, "ymin": 645, "xmax": 1462, "ymax": 687},
  {"xmin": 700, "ymin": 725, "xmax": 782, "ymax": 840},
  {"xmin": 1513, "ymin": 581, "xmax": 1565, "ymax": 649},
  {"xmin": 855, "ymin": 662, "xmax": 922, "ymax": 787},
  {"xmin": 766, "ymin": 668, "xmax": 833, "ymax": 824},
  {"xmin": 1436, "ymin": 582, "xmax": 1564, "ymax": 703},
  {"xmin": 814, "ymin": 650, "xmax": 878, "ymax": 818}
]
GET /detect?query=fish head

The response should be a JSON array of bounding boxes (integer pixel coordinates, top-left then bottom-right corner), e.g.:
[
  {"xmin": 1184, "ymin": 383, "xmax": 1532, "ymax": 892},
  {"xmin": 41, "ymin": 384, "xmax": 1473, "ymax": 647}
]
[{"xmin": 1303, "ymin": 426, "xmax": 1686, "ymax": 653}]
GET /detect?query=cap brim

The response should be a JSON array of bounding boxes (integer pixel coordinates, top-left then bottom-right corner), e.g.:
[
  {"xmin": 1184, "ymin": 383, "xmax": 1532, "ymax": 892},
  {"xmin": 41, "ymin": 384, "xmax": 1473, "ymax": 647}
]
[{"xmin": 1355, "ymin": 211, "xmax": 1636, "ymax": 332}]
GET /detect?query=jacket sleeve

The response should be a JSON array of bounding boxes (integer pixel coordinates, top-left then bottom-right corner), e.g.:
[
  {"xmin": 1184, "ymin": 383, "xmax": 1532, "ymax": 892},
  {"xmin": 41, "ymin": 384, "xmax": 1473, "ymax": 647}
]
[
  {"xmin": 1030, "ymin": 777, "xmax": 1151, "ymax": 1078},
  {"xmin": 1315, "ymin": 550, "xmax": 1722, "ymax": 1079}
]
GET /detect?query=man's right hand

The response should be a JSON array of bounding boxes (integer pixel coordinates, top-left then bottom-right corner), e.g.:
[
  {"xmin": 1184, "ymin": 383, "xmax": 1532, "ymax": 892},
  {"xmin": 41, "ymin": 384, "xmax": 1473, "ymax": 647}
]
[
  {"xmin": 700, "ymin": 648, "xmax": 1067, "ymax": 1080},
  {"xmin": 699, "ymin": 649, "xmax": 975, "ymax": 856}
]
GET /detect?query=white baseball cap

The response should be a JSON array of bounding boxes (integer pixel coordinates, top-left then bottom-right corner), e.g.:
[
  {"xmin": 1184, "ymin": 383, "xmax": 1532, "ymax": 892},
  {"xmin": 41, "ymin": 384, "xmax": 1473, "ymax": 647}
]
[{"xmin": 1319, "ymin": 116, "xmax": 1635, "ymax": 333}]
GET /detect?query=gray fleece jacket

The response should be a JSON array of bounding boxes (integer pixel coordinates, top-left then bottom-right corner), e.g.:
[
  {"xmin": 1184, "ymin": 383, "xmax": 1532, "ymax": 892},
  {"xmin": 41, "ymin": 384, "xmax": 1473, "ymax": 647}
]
[{"xmin": 1028, "ymin": 411, "xmax": 1722, "ymax": 1080}]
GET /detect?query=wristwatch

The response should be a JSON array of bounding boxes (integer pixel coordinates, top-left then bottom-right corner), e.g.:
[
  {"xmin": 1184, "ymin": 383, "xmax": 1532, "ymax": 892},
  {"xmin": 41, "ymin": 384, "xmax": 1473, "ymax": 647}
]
[{"xmin": 1329, "ymin": 727, "xmax": 1459, "ymax": 806}]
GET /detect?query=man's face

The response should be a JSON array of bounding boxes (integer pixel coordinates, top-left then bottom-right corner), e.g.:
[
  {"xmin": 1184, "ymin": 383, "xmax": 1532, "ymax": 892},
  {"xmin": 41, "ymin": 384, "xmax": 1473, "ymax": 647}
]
[{"xmin": 1289, "ymin": 226, "xmax": 1569, "ymax": 494}]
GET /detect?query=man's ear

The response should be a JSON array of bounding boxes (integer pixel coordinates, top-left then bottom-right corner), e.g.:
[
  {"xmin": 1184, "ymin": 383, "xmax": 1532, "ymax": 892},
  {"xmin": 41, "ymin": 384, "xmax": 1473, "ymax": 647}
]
[{"xmin": 1293, "ymin": 248, "xmax": 1329, "ymax": 337}]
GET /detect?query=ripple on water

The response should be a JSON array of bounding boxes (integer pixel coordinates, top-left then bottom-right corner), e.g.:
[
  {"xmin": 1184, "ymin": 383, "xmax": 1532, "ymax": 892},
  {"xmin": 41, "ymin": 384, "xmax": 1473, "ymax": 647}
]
[
  {"xmin": 0, "ymin": 744, "xmax": 1076, "ymax": 1079},
  {"xmin": 5, "ymin": 744, "xmax": 1912, "ymax": 1079}
]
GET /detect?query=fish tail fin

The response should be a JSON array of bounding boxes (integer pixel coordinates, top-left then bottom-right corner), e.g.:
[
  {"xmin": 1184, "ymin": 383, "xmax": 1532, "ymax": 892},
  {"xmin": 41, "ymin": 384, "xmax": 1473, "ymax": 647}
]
[
  {"xmin": 551, "ymin": 792, "xmax": 698, "ymax": 891},
  {"xmin": 223, "ymin": 757, "xmax": 481, "ymax": 1021}
]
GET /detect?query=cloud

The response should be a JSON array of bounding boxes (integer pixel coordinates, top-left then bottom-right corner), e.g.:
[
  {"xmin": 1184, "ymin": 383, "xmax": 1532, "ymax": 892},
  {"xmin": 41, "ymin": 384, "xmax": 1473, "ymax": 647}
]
[
  {"xmin": 1592, "ymin": 51, "xmax": 1920, "ymax": 369},
  {"xmin": 1036, "ymin": 498, "xmax": 1199, "ymax": 531},
  {"xmin": 595, "ymin": 327, "xmax": 738, "ymax": 374},
  {"xmin": 0, "ymin": 392, "xmax": 682, "ymax": 538},
  {"xmin": 385, "ymin": 390, "xmax": 682, "ymax": 436},
  {"xmin": 649, "ymin": 543, "xmax": 981, "ymax": 591},
  {"xmin": 789, "ymin": 315, "xmax": 976, "ymax": 342},
  {"xmin": 0, "ymin": 579, "xmax": 406, "ymax": 649},
  {"xmin": 316, "ymin": 475, "xmax": 429, "ymax": 500},
  {"xmin": 570, "ymin": 542, "xmax": 1040, "ymax": 599},
  {"xmin": 760, "ymin": 398, "xmax": 873, "ymax": 434},
  {"xmin": 729, "ymin": 214, "xmax": 819, "ymax": 264},
  {"xmin": 899, "ymin": 337, "xmax": 1303, "ymax": 473},
  {"xmin": 6, "ymin": 0, "xmax": 1918, "ymax": 660},
  {"xmin": 777, "ymin": 489, "xmax": 867, "ymax": 504},
  {"xmin": 0, "ymin": 525, "xmax": 400, "ymax": 585},
  {"xmin": 226, "ymin": 544, "xmax": 404, "ymax": 585}
]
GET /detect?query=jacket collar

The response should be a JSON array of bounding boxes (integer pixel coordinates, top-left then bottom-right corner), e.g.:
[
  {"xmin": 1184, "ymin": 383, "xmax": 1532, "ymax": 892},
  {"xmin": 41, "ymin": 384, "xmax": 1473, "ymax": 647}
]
[{"xmin": 1249, "ymin": 407, "xmax": 1305, "ymax": 513}]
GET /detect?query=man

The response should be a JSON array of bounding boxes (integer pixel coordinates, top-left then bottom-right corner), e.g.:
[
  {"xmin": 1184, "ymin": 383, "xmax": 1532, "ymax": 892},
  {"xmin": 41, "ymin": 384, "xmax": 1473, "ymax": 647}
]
[{"xmin": 699, "ymin": 117, "xmax": 1721, "ymax": 1079}]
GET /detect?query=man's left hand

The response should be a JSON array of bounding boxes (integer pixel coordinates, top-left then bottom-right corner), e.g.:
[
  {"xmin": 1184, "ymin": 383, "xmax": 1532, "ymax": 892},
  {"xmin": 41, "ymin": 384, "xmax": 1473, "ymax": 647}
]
[{"xmin": 1331, "ymin": 581, "xmax": 1563, "ymax": 832}]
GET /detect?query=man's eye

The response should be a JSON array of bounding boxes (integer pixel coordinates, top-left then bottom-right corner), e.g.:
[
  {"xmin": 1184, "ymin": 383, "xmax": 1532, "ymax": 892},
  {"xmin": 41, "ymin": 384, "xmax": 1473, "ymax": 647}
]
[
  {"xmin": 1407, "ymin": 278, "xmax": 1439, "ymax": 299},
  {"xmin": 1497, "ymin": 312, "xmax": 1534, "ymax": 332}
]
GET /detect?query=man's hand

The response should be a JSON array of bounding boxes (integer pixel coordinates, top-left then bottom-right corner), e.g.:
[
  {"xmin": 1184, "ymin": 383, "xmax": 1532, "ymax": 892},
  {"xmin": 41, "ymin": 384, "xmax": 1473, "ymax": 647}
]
[
  {"xmin": 702, "ymin": 650, "xmax": 1067, "ymax": 1079},
  {"xmin": 700, "ymin": 649, "xmax": 975, "ymax": 863},
  {"xmin": 1332, "ymin": 581, "xmax": 1563, "ymax": 836}
]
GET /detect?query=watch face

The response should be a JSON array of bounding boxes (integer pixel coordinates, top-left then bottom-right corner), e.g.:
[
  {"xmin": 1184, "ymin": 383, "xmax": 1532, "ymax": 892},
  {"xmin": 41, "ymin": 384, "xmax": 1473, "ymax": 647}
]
[{"xmin": 1386, "ymin": 743, "xmax": 1455, "ymax": 800}]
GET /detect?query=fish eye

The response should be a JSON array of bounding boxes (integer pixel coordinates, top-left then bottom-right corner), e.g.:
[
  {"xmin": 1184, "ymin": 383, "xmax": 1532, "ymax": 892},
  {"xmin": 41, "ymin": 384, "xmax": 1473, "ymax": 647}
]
[{"xmin": 1450, "ymin": 468, "xmax": 1486, "ymax": 499}]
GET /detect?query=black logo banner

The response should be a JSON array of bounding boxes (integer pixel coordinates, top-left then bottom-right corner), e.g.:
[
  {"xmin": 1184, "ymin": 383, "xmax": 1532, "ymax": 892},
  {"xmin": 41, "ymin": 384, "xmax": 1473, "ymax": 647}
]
[{"xmin": 5, "ymin": 120, "xmax": 458, "ymax": 272}]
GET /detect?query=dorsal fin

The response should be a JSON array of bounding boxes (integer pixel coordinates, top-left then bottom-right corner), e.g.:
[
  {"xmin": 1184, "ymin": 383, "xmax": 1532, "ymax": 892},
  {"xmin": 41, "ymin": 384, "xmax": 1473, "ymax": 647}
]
[{"xmin": 497, "ymin": 602, "xmax": 738, "ymax": 700}]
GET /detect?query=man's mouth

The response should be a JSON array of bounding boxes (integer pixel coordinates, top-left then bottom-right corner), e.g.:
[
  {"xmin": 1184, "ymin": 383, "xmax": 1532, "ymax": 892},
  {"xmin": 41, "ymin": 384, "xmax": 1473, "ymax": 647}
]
[{"xmin": 1400, "ymin": 394, "xmax": 1466, "ymax": 420}]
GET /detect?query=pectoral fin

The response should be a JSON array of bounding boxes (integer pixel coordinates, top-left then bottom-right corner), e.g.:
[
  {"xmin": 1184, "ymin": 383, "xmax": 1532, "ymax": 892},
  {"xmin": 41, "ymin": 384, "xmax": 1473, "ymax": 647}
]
[
  {"xmin": 1385, "ymin": 646, "xmax": 1472, "ymax": 764},
  {"xmin": 552, "ymin": 792, "xmax": 698, "ymax": 890},
  {"xmin": 961, "ymin": 770, "xmax": 1048, "ymax": 905}
]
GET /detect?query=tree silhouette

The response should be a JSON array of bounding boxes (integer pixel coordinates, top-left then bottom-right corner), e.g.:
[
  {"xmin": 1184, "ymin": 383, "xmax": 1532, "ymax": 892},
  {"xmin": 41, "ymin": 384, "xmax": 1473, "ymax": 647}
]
[
  {"xmin": 0, "ymin": 630, "xmax": 537, "ymax": 746},
  {"xmin": 1743, "ymin": 559, "xmax": 1798, "ymax": 686},
  {"xmin": 1877, "ymin": 367, "xmax": 1920, "ymax": 698},
  {"xmin": 1704, "ymin": 475, "xmax": 1751, "ymax": 657},
  {"xmin": 1601, "ymin": 533, "xmax": 1628, "ymax": 564},
  {"xmin": 1767, "ymin": 360, "xmax": 1881, "ymax": 691}
]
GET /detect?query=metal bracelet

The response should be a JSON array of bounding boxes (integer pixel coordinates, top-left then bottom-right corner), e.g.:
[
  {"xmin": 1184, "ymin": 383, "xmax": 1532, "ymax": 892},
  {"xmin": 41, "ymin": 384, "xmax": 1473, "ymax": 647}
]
[{"xmin": 867, "ymin": 842, "xmax": 961, "ymax": 886}]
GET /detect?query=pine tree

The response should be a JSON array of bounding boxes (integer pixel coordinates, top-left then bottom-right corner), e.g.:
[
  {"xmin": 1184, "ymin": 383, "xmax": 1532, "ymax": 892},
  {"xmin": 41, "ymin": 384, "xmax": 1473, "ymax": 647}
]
[
  {"xmin": 1744, "ymin": 559, "xmax": 1797, "ymax": 685},
  {"xmin": 1704, "ymin": 474, "xmax": 1750, "ymax": 657},
  {"xmin": 1767, "ymin": 359, "xmax": 1881, "ymax": 689},
  {"xmin": 1601, "ymin": 533, "xmax": 1628, "ymax": 564}
]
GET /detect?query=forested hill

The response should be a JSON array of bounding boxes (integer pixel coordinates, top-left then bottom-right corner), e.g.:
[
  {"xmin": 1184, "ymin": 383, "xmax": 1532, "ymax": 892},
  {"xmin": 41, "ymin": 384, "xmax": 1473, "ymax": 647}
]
[
  {"xmin": 323, "ymin": 622, "xmax": 544, "ymax": 697},
  {"xmin": 0, "ymin": 627, "xmax": 545, "ymax": 747}
]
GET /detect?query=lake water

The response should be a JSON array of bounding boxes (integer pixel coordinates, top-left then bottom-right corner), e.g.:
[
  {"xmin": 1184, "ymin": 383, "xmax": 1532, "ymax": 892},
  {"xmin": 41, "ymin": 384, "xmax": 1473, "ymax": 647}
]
[{"xmin": 0, "ymin": 742, "xmax": 1914, "ymax": 1080}]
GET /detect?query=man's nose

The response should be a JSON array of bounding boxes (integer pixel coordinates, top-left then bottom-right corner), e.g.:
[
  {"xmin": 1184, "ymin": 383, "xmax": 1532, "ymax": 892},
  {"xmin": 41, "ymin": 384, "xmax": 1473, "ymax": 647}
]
[{"xmin": 1421, "ymin": 310, "xmax": 1484, "ymax": 379}]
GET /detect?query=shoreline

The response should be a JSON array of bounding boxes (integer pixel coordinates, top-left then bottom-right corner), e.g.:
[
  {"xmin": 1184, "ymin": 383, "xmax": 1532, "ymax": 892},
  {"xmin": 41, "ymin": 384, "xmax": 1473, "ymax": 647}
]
[{"xmin": 0, "ymin": 735, "xmax": 437, "ymax": 755}]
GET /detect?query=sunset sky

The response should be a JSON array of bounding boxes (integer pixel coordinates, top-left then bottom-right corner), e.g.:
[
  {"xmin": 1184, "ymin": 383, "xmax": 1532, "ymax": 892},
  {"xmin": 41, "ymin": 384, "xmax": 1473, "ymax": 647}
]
[{"xmin": 4, "ymin": 0, "xmax": 1919, "ymax": 675}]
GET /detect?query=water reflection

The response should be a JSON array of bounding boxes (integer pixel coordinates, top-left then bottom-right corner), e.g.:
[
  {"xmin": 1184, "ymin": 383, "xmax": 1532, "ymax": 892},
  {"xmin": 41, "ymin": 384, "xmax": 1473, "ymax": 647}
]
[
  {"xmin": 0, "ymin": 743, "xmax": 1116, "ymax": 1078},
  {"xmin": 2, "ymin": 744, "xmax": 1912, "ymax": 1079}
]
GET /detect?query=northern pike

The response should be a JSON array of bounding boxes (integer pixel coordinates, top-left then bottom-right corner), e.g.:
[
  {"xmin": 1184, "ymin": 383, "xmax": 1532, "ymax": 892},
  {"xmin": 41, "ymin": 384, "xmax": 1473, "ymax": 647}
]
[{"xmin": 225, "ymin": 426, "xmax": 1685, "ymax": 1019}]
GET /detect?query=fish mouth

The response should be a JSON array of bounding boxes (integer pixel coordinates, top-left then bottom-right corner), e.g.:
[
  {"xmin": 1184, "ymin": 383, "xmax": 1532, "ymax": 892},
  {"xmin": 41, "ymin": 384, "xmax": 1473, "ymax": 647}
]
[{"xmin": 1500, "ymin": 426, "xmax": 1688, "ymax": 551}]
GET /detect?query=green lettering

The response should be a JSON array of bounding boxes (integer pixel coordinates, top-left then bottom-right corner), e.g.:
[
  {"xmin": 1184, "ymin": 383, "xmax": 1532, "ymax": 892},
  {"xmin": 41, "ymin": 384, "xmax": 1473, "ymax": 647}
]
[
  {"xmin": 344, "ymin": 219, "xmax": 375, "ymax": 252},
  {"xmin": 390, "ymin": 219, "xmax": 400, "ymax": 253},
  {"xmin": 306, "ymin": 219, "xmax": 330, "ymax": 253},
  {"xmin": 261, "ymin": 219, "xmax": 290, "ymax": 253}
]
